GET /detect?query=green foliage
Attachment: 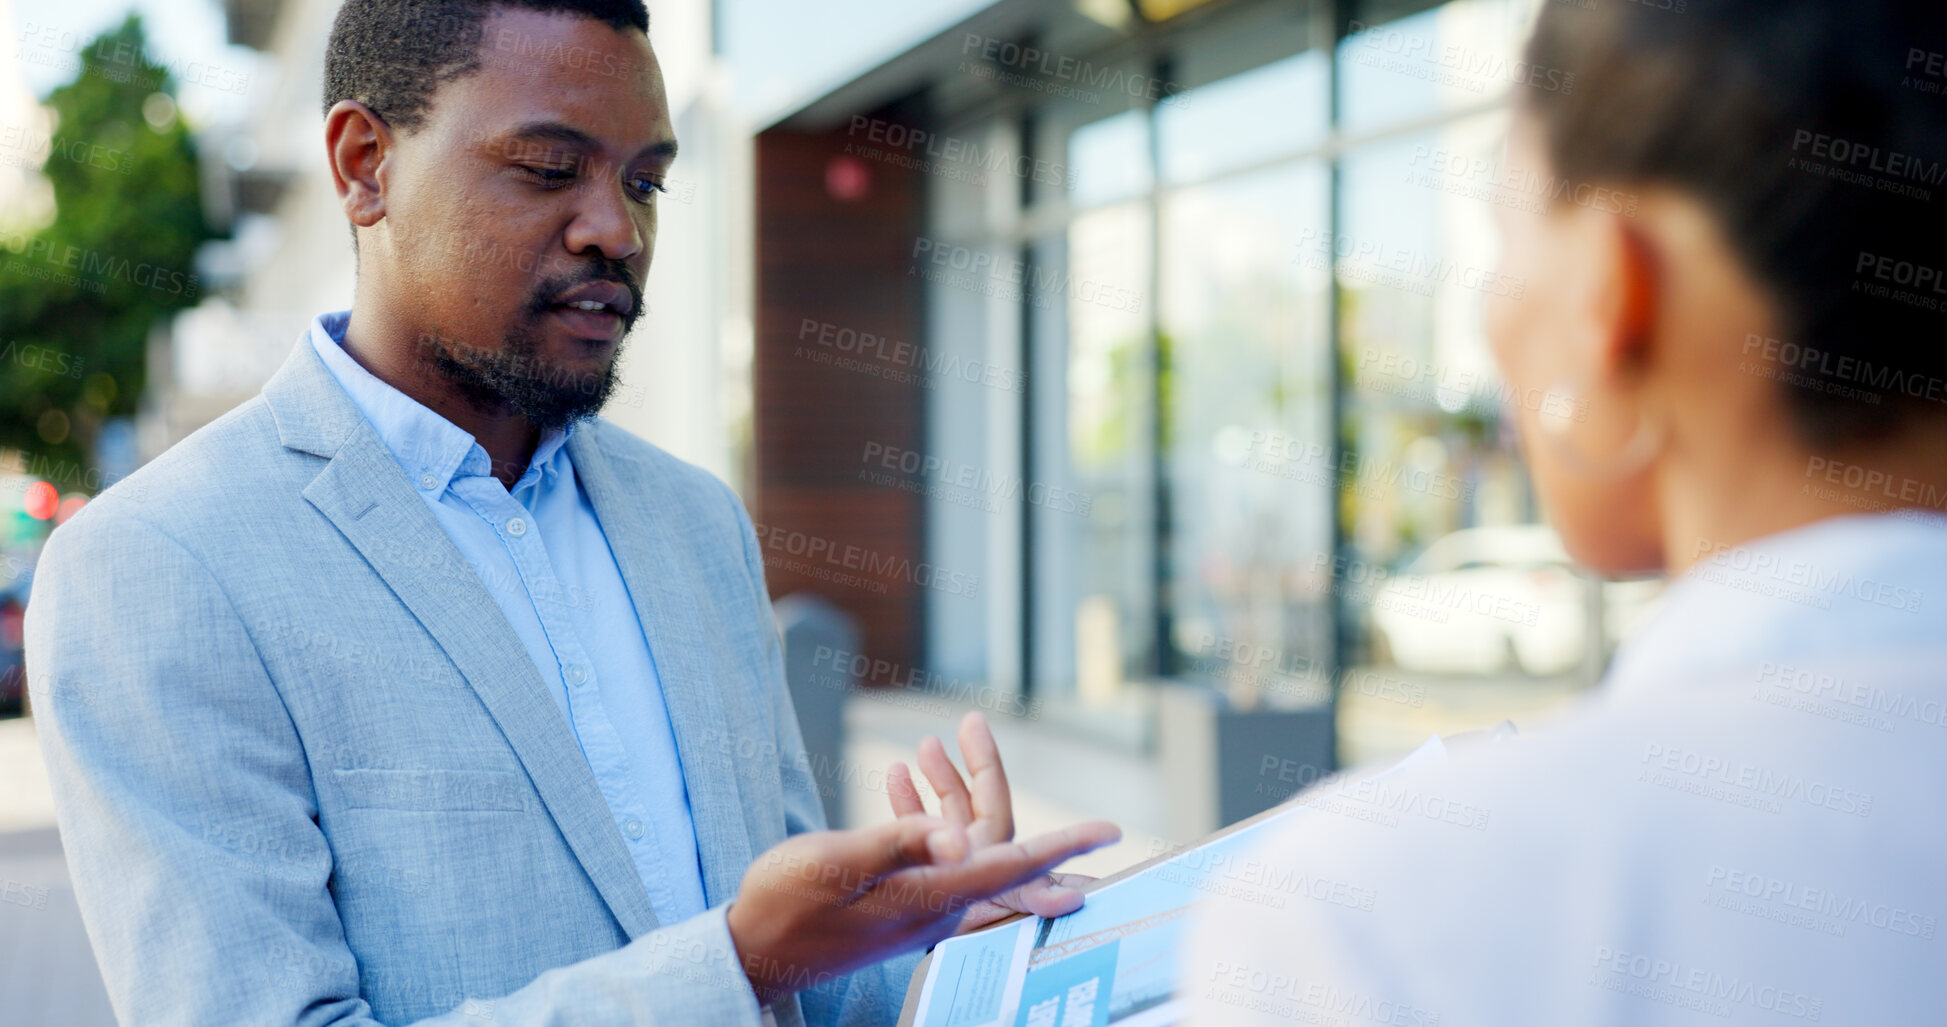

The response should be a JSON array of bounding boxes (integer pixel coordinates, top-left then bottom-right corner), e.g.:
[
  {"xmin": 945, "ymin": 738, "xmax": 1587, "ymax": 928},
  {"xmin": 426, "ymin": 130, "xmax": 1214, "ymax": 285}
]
[{"xmin": 0, "ymin": 14, "xmax": 213, "ymax": 487}]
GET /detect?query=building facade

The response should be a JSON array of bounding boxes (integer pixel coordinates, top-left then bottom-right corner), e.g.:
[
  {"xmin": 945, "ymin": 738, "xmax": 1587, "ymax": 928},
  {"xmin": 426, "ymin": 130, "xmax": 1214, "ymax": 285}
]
[{"xmin": 751, "ymin": 0, "xmax": 1653, "ymax": 773}]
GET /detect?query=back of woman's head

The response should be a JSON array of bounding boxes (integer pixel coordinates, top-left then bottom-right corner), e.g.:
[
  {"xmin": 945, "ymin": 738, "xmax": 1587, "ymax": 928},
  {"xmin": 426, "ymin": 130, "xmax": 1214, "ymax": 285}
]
[{"xmin": 1524, "ymin": 0, "xmax": 1947, "ymax": 448}]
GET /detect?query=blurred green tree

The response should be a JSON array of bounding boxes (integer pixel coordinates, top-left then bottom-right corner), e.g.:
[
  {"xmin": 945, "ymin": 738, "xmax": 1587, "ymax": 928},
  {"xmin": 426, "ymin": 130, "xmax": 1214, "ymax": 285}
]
[{"xmin": 0, "ymin": 14, "xmax": 214, "ymax": 488}]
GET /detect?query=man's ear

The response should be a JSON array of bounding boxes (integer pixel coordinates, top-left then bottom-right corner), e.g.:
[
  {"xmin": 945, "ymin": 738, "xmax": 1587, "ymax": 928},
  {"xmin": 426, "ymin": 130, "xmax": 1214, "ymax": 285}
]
[{"xmin": 324, "ymin": 100, "xmax": 393, "ymax": 233}]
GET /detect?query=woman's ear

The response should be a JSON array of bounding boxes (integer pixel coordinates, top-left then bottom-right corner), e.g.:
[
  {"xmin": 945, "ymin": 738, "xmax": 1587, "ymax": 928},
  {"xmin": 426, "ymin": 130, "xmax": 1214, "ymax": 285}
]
[
  {"xmin": 1533, "ymin": 204, "xmax": 1671, "ymax": 576},
  {"xmin": 325, "ymin": 100, "xmax": 393, "ymax": 232},
  {"xmin": 1613, "ymin": 219, "xmax": 1662, "ymax": 372},
  {"xmin": 1583, "ymin": 208, "xmax": 1663, "ymax": 386}
]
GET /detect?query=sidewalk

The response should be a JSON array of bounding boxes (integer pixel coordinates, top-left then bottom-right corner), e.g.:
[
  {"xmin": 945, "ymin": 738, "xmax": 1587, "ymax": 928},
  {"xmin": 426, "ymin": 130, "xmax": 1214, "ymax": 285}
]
[{"xmin": 0, "ymin": 715, "xmax": 58, "ymax": 833}]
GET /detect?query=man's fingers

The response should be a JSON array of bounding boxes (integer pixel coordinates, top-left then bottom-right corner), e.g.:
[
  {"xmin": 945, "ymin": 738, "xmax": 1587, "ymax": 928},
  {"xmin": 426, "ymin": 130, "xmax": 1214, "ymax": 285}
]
[
  {"xmin": 1001, "ymin": 821, "xmax": 1120, "ymax": 881},
  {"xmin": 820, "ymin": 813, "xmax": 966, "ymax": 886},
  {"xmin": 916, "ymin": 735, "xmax": 974, "ymax": 828},
  {"xmin": 905, "ymin": 820, "xmax": 1121, "ymax": 905},
  {"xmin": 887, "ymin": 762, "xmax": 926, "ymax": 818},
  {"xmin": 1010, "ymin": 821, "xmax": 1120, "ymax": 865},
  {"xmin": 1007, "ymin": 872, "xmax": 1093, "ymax": 918},
  {"xmin": 957, "ymin": 712, "xmax": 1014, "ymax": 844}
]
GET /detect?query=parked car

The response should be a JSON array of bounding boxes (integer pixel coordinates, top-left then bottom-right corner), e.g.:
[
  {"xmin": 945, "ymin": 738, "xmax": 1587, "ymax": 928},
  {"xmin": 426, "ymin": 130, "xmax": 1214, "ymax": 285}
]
[{"xmin": 1366, "ymin": 525, "xmax": 1663, "ymax": 676}]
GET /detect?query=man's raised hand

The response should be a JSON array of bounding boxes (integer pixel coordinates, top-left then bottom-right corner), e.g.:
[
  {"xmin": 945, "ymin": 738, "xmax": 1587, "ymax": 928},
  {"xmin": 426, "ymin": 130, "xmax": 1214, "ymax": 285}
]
[
  {"xmin": 725, "ymin": 811, "xmax": 1119, "ymax": 1003},
  {"xmin": 889, "ymin": 712, "xmax": 1115, "ymax": 929}
]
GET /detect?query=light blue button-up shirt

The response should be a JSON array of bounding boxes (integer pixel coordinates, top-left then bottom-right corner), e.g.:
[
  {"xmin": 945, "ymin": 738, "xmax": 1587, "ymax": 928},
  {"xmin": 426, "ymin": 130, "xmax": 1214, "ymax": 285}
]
[{"xmin": 308, "ymin": 310, "xmax": 709, "ymax": 925}]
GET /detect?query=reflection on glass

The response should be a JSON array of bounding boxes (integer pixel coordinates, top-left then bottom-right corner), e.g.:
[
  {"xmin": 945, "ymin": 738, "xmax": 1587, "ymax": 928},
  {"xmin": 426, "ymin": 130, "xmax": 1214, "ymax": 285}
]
[
  {"xmin": 932, "ymin": 0, "xmax": 1659, "ymax": 746},
  {"xmin": 1157, "ymin": 50, "xmax": 1329, "ymax": 184},
  {"xmin": 1336, "ymin": 112, "xmax": 1574, "ymax": 679},
  {"xmin": 1063, "ymin": 202, "xmax": 1155, "ymax": 693},
  {"xmin": 1337, "ymin": 0, "xmax": 1538, "ymax": 136},
  {"xmin": 1068, "ymin": 110, "xmax": 1154, "ymax": 211},
  {"xmin": 1161, "ymin": 163, "xmax": 1333, "ymax": 709}
]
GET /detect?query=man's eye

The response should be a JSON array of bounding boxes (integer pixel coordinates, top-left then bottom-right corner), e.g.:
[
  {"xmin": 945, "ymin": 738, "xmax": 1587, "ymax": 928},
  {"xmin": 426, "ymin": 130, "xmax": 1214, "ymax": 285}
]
[
  {"xmin": 521, "ymin": 165, "xmax": 577, "ymax": 186},
  {"xmin": 628, "ymin": 175, "xmax": 669, "ymax": 201}
]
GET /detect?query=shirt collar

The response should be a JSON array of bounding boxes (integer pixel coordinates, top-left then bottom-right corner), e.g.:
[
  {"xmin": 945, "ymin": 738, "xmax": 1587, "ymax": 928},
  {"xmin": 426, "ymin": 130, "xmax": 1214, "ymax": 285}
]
[
  {"xmin": 1603, "ymin": 510, "xmax": 1947, "ymax": 699},
  {"xmin": 308, "ymin": 310, "xmax": 574, "ymax": 496}
]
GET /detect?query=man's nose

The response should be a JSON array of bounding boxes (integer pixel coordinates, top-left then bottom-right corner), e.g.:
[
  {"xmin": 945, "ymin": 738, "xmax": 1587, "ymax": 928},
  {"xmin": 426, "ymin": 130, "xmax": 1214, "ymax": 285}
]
[{"xmin": 563, "ymin": 177, "xmax": 645, "ymax": 263}]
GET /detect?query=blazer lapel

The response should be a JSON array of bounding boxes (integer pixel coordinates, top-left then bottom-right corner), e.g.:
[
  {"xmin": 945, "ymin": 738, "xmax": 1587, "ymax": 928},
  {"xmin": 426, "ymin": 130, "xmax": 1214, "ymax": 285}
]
[
  {"xmin": 264, "ymin": 338, "xmax": 664, "ymax": 940},
  {"xmin": 570, "ymin": 432, "xmax": 756, "ymax": 909}
]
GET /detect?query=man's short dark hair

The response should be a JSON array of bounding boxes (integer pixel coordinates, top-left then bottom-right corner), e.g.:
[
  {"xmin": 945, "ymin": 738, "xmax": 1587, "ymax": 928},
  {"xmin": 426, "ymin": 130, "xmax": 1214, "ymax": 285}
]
[
  {"xmin": 322, "ymin": 0, "xmax": 650, "ymax": 132},
  {"xmin": 1524, "ymin": 0, "xmax": 1947, "ymax": 448}
]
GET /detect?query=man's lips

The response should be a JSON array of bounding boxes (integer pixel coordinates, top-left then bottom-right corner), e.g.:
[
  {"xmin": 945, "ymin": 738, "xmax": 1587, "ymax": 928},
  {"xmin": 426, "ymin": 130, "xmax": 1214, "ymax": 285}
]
[
  {"xmin": 547, "ymin": 304, "xmax": 624, "ymax": 342},
  {"xmin": 546, "ymin": 279, "xmax": 634, "ymax": 342},
  {"xmin": 552, "ymin": 279, "xmax": 634, "ymax": 317}
]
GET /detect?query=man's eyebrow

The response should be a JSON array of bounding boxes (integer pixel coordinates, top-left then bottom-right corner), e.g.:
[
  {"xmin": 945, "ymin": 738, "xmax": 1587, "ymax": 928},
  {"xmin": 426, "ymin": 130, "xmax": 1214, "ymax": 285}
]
[{"xmin": 498, "ymin": 121, "xmax": 679, "ymax": 162}]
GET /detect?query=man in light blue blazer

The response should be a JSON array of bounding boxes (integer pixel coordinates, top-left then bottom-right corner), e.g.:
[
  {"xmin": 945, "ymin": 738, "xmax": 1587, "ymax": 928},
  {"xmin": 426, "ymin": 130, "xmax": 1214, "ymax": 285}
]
[{"xmin": 23, "ymin": 0, "xmax": 1115, "ymax": 1024}]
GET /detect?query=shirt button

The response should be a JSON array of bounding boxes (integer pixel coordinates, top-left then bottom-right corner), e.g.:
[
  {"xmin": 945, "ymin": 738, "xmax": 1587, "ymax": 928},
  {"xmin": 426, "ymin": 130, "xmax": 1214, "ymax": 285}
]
[
  {"xmin": 506, "ymin": 517, "xmax": 528, "ymax": 537},
  {"xmin": 418, "ymin": 473, "xmax": 437, "ymax": 491},
  {"xmin": 565, "ymin": 664, "xmax": 587, "ymax": 685},
  {"xmin": 623, "ymin": 818, "xmax": 644, "ymax": 840}
]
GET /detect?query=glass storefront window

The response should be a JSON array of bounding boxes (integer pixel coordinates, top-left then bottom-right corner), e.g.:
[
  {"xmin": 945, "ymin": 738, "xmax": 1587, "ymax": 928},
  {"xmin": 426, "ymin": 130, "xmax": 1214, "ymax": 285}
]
[
  {"xmin": 1336, "ymin": 116, "xmax": 1546, "ymax": 673},
  {"xmin": 1068, "ymin": 110, "xmax": 1154, "ymax": 211},
  {"xmin": 1049, "ymin": 202, "xmax": 1155, "ymax": 700},
  {"xmin": 922, "ymin": 115, "xmax": 1022, "ymax": 694},
  {"xmin": 1326, "ymin": 93, "xmax": 1657, "ymax": 762},
  {"xmin": 906, "ymin": 0, "xmax": 1652, "ymax": 763},
  {"xmin": 1163, "ymin": 163, "xmax": 1333, "ymax": 709},
  {"xmin": 1338, "ymin": 0, "xmax": 1539, "ymax": 136},
  {"xmin": 1157, "ymin": 50, "xmax": 1329, "ymax": 185}
]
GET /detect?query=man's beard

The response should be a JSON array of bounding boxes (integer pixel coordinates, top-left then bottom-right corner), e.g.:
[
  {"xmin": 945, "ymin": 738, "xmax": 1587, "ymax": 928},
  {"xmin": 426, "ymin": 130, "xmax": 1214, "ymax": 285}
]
[{"xmin": 421, "ymin": 265, "xmax": 643, "ymax": 433}]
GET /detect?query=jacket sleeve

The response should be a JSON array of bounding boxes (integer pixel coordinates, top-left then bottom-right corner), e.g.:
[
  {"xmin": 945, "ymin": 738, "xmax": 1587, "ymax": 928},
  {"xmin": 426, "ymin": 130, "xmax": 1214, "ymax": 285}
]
[
  {"xmin": 725, "ymin": 485, "xmax": 925, "ymax": 1027},
  {"xmin": 26, "ymin": 505, "xmax": 764, "ymax": 1027}
]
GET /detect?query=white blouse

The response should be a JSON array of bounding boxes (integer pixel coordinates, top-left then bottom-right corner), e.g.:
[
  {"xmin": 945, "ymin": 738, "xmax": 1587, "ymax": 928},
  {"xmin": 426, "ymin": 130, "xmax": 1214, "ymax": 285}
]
[{"xmin": 1184, "ymin": 511, "xmax": 1947, "ymax": 1025}]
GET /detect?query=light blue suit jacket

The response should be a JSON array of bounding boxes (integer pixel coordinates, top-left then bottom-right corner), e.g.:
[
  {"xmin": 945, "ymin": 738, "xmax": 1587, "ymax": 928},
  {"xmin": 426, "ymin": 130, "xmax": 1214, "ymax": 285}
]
[{"xmin": 25, "ymin": 335, "xmax": 917, "ymax": 1025}]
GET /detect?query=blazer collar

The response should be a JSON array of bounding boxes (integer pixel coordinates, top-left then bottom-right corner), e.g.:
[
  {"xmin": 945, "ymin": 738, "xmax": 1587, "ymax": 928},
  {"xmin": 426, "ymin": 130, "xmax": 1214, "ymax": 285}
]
[
  {"xmin": 266, "ymin": 312, "xmax": 575, "ymax": 495},
  {"xmin": 261, "ymin": 315, "xmax": 368, "ymax": 461}
]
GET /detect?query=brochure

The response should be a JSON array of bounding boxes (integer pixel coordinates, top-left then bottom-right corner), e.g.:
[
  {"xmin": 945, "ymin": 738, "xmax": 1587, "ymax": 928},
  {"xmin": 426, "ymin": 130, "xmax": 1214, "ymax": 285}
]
[{"xmin": 896, "ymin": 735, "xmax": 1453, "ymax": 1027}]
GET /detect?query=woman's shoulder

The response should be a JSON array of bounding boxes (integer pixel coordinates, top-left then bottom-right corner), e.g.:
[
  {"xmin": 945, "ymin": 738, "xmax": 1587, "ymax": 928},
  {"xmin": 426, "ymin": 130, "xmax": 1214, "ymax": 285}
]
[{"xmin": 1185, "ymin": 673, "xmax": 1947, "ymax": 1024}]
